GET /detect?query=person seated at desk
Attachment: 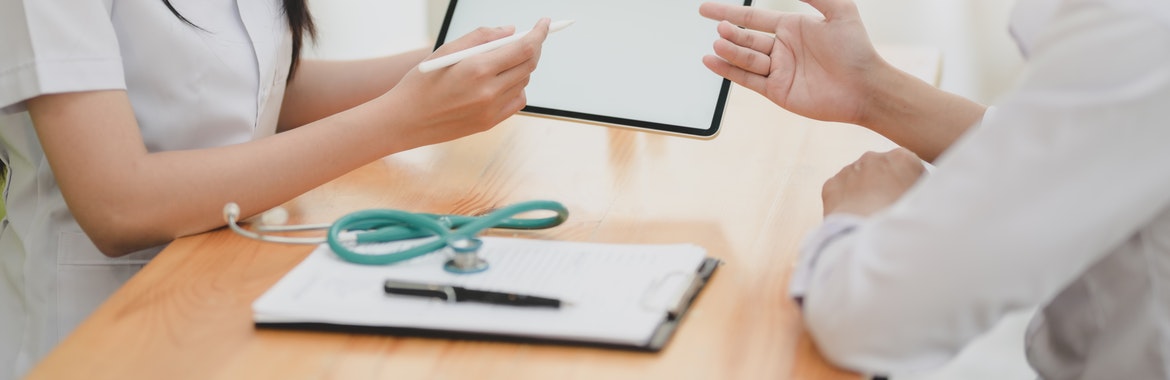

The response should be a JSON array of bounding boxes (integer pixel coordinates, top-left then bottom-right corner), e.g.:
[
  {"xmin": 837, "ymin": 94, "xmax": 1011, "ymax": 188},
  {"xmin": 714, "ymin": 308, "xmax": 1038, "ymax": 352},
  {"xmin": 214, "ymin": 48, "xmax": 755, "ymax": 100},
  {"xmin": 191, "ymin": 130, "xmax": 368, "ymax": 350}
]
[
  {"xmin": 701, "ymin": 0, "xmax": 1169, "ymax": 378},
  {"xmin": 0, "ymin": 1, "xmax": 553, "ymax": 378}
]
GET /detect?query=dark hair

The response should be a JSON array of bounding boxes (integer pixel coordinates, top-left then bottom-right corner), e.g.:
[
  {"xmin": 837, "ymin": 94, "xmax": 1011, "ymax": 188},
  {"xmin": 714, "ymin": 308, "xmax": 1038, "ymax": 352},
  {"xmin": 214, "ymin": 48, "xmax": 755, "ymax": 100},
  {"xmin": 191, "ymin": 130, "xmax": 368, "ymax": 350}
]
[{"xmin": 161, "ymin": 0, "xmax": 316, "ymax": 79}]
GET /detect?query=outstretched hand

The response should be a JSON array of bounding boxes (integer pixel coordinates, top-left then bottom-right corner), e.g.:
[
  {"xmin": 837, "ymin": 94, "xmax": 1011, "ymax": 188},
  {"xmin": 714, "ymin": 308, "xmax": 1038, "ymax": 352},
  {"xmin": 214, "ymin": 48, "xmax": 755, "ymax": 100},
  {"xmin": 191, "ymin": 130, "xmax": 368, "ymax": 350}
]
[{"xmin": 700, "ymin": 1, "xmax": 887, "ymax": 125}]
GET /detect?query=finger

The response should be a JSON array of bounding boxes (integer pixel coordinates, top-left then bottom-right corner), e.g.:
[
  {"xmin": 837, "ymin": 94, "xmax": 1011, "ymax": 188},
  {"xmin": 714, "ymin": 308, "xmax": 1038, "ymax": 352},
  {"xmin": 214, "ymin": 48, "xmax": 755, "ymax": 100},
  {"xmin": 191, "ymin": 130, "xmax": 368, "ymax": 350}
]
[
  {"xmin": 524, "ymin": 18, "xmax": 553, "ymax": 42},
  {"xmin": 888, "ymin": 147, "xmax": 921, "ymax": 162},
  {"xmin": 495, "ymin": 59, "xmax": 535, "ymax": 96},
  {"xmin": 802, "ymin": 0, "xmax": 862, "ymax": 21},
  {"xmin": 717, "ymin": 21, "xmax": 775, "ymax": 56},
  {"xmin": 713, "ymin": 38, "xmax": 771, "ymax": 76},
  {"xmin": 493, "ymin": 18, "xmax": 550, "ymax": 84},
  {"xmin": 821, "ymin": 169, "xmax": 848, "ymax": 209},
  {"xmin": 434, "ymin": 26, "xmax": 517, "ymax": 57},
  {"xmin": 702, "ymin": 55, "xmax": 768, "ymax": 94},
  {"xmin": 499, "ymin": 82, "xmax": 529, "ymax": 116},
  {"xmin": 876, "ymin": 148, "xmax": 913, "ymax": 165},
  {"xmin": 887, "ymin": 148, "xmax": 926, "ymax": 174},
  {"xmin": 466, "ymin": 18, "xmax": 551, "ymax": 75},
  {"xmin": 859, "ymin": 150, "xmax": 882, "ymax": 165},
  {"xmin": 699, "ymin": 2, "xmax": 784, "ymax": 33},
  {"xmin": 482, "ymin": 80, "xmax": 529, "ymax": 125}
]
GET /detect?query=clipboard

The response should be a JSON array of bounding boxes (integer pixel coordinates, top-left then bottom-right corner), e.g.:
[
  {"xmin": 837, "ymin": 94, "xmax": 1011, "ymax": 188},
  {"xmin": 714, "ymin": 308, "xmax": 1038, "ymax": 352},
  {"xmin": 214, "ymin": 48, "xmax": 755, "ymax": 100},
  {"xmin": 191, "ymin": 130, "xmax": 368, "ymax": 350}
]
[
  {"xmin": 251, "ymin": 238, "xmax": 720, "ymax": 352},
  {"xmin": 433, "ymin": 0, "xmax": 753, "ymax": 139}
]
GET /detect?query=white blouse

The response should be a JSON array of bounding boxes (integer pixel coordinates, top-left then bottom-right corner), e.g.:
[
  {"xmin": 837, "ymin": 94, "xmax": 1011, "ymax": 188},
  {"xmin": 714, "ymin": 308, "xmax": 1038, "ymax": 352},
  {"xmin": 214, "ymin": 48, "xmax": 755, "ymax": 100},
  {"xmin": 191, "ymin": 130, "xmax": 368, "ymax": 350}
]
[
  {"xmin": 791, "ymin": 0, "xmax": 1170, "ymax": 379},
  {"xmin": 0, "ymin": 0, "xmax": 292, "ymax": 377}
]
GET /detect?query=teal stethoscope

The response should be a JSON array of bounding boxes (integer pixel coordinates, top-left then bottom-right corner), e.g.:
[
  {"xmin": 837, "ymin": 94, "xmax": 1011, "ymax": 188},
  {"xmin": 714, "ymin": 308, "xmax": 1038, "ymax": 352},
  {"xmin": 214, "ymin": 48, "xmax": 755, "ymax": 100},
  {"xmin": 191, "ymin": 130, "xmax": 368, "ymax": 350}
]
[{"xmin": 222, "ymin": 200, "xmax": 568, "ymax": 274}]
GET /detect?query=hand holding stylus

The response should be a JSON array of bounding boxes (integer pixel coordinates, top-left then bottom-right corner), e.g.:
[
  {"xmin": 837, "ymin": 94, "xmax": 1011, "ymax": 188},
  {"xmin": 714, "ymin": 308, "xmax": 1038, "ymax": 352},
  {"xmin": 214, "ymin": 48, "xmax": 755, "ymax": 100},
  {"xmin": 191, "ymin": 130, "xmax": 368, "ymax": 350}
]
[{"xmin": 419, "ymin": 20, "xmax": 575, "ymax": 73}]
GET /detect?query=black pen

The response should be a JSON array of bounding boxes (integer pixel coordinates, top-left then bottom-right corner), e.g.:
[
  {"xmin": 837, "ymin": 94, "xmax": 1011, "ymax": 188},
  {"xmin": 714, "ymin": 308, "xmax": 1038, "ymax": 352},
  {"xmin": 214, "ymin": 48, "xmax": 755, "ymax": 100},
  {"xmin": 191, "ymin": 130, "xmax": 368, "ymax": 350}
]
[{"xmin": 383, "ymin": 280, "xmax": 563, "ymax": 308}]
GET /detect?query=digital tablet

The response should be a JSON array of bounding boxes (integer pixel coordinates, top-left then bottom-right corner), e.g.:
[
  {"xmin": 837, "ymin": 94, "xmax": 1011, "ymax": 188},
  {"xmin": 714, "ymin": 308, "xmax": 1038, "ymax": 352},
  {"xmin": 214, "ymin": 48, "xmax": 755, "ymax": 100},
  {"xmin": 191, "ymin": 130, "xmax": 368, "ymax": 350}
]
[{"xmin": 434, "ymin": 0, "xmax": 752, "ymax": 139}]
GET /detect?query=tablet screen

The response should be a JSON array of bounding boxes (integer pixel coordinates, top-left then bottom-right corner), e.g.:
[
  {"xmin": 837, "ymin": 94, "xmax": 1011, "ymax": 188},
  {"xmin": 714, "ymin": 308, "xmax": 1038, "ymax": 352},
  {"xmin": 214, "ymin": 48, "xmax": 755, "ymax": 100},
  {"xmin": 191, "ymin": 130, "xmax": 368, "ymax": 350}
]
[{"xmin": 435, "ymin": 0, "xmax": 751, "ymax": 138}]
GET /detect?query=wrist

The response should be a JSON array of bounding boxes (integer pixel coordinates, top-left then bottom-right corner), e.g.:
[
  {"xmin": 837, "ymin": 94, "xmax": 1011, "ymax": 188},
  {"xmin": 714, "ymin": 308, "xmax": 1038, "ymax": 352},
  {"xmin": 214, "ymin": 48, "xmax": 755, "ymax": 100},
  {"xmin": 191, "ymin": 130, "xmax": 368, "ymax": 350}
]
[
  {"xmin": 854, "ymin": 60, "xmax": 918, "ymax": 134},
  {"xmin": 852, "ymin": 63, "xmax": 986, "ymax": 162},
  {"xmin": 367, "ymin": 91, "xmax": 431, "ymax": 152}
]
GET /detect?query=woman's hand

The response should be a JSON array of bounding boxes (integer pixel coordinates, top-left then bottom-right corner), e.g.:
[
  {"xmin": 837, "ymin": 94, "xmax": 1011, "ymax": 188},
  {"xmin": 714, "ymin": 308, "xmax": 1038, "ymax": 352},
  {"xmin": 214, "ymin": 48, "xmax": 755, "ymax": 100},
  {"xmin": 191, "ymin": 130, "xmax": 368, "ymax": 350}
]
[
  {"xmin": 700, "ymin": 0, "xmax": 888, "ymax": 125},
  {"xmin": 382, "ymin": 18, "xmax": 552, "ymax": 147},
  {"xmin": 822, "ymin": 148, "xmax": 925, "ymax": 217}
]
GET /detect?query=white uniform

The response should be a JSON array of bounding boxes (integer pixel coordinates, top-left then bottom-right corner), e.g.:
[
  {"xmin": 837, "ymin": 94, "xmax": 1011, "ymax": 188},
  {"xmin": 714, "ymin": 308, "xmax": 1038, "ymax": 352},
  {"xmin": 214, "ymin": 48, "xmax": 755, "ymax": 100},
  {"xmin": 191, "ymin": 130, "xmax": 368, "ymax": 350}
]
[
  {"xmin": 0, "ymin": 0, "xmax": 292, "ymax": 377},
  {"xmin": 790, "ymin": 0, "xmax": 1170, "ymax": 378}
]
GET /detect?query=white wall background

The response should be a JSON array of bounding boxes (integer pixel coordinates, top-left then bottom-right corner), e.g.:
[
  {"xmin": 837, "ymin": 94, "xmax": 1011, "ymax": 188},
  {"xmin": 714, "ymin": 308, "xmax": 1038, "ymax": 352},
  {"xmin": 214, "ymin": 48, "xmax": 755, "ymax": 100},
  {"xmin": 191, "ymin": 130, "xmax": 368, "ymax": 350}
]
[
  {"xmin": 303, "ymin": 0, "xmax": 430, "ymax": 59},
  {"xmin": 303, "ymin": 1, "xmax": 1035, "ymax": 379}
]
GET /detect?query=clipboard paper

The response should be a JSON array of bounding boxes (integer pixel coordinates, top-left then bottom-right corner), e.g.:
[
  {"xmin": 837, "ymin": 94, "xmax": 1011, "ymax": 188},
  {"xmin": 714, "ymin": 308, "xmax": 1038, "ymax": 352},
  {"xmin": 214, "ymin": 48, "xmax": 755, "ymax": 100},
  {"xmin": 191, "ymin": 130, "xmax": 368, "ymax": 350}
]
[{"xmin": 252, "ymin": 237, "xmax": 719, "ymax": 351}]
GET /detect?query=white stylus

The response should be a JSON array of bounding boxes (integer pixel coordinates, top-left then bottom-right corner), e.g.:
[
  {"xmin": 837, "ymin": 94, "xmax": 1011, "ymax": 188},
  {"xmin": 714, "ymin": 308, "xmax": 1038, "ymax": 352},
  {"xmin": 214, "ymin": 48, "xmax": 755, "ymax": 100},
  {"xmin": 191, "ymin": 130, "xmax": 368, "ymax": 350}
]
[{"xmin": 418, "ymin": 19, "xmax": 575, "ymax": 73}]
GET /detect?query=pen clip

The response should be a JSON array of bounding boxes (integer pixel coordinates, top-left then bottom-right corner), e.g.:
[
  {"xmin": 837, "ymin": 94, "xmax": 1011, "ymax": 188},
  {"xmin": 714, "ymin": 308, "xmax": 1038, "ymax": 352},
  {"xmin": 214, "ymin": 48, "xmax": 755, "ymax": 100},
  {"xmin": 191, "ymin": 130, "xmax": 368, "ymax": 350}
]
[{"xmin": 384, "ymin": 280, "xmax": 457, "ymax": 303}]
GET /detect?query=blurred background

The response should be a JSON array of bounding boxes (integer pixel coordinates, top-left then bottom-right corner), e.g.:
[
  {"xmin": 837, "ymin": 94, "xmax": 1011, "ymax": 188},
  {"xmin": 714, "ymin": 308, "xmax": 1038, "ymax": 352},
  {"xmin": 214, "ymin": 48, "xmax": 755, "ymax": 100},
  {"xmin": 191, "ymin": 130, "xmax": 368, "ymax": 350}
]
[
  {"xmin": 302, "ymin": 1, "xmax": 1035, "ymax": 379},
  {"xmin": 303, "ymin": 0, "xmax": 1024, "ymax": 104}
]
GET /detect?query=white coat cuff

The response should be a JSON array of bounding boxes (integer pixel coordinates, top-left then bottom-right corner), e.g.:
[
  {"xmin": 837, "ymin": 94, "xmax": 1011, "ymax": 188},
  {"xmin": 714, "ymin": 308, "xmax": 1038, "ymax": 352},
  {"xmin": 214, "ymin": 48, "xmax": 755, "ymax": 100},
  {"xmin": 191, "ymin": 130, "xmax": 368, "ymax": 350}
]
[{"xmin": 790, "ymin": 213, "xmax": 866, "ymax": 306}]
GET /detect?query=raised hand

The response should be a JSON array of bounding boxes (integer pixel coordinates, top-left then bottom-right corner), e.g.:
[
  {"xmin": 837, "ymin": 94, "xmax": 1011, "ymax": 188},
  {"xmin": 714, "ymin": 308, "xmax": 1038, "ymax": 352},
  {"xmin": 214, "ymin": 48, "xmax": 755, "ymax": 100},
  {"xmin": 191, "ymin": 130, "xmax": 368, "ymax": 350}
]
[{"xmin": 700, "ymin": 1, "xmax": 887, "ymax": 125}]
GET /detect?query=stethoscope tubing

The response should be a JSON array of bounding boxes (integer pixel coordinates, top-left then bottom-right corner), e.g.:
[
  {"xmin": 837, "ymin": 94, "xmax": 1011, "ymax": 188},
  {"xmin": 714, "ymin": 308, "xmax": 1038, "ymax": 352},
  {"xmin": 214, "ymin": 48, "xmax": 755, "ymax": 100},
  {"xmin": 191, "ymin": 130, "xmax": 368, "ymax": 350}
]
[{"xmin": 225, "ymin": 200, "xmax": 569, "ymax": 266}]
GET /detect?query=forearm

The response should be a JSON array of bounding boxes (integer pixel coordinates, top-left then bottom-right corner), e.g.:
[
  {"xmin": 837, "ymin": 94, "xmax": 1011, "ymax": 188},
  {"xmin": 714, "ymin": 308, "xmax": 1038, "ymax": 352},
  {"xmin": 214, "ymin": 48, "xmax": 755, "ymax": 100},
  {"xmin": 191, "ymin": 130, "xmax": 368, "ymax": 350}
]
[
  {"xmin": 31, "ymin": 90, "xmax": 425, "ymax": 256},
  {"xmin": 278, "ymin": 48, "xmax": 430, "ymax": 131},
  {"xmin": 858, "ymin": 63, "xmax": 987, "ymax": 162},
  {"xmin": 34, "ymin": 24, "xmax": 549, "ymax": 256},
  {"xmin": 125, "ymin": 101, "xmax": 408, "ymax": 247}
]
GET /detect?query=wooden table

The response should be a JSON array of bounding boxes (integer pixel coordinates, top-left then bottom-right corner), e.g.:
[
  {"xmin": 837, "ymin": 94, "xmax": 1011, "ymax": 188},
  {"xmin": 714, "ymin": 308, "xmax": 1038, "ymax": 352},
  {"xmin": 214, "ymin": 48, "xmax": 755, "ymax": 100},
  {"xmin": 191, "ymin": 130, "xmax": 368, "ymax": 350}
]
[{"xmin": 28, "ymin": 48, "xmax": 937, "ymax": 380}]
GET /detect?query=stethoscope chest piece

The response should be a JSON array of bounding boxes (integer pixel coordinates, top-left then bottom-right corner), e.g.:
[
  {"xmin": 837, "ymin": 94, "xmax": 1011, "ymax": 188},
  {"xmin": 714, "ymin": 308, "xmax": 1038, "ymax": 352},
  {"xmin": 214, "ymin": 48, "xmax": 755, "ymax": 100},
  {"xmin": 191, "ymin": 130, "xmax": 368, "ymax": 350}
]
[{"xmin": 444, "ymin": 238, "xmax": 489, "ymax": 274}]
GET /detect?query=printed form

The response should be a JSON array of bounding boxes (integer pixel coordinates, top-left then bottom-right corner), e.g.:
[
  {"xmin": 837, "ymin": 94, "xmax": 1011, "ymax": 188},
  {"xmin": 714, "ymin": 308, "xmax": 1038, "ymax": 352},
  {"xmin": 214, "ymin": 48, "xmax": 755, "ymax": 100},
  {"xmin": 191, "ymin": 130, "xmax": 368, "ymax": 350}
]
[{"xmin": 253, "ymin": 237, "xmax": 710, "ymax": 346}]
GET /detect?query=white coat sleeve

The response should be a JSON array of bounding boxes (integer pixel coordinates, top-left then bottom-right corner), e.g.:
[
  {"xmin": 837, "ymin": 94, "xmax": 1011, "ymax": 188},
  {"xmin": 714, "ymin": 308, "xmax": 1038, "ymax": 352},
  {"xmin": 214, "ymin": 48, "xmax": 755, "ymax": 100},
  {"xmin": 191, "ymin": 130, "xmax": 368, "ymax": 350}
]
[
  {"xmin": 789, "ymin": 2, "xmax": 1170, "ymax": 375},
  {"xmin": 0, "ymin": 0, "xmax": 125, "ymax": 114}
]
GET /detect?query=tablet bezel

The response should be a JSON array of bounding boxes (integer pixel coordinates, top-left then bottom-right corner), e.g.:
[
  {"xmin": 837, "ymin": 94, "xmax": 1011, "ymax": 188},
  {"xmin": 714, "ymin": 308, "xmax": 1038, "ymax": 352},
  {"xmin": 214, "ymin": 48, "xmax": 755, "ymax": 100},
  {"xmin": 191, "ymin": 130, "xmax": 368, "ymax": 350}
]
[{"xmin": 432, "ymin": 0, "xmax": 751, "ymax": 139}]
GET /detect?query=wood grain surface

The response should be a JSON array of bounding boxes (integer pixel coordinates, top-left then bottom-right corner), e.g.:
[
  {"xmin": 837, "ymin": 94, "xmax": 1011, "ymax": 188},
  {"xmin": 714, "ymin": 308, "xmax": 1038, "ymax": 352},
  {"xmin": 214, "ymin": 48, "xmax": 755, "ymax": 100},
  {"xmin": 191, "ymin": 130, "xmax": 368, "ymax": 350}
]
[{"xmin": 26, "ymin": 47, "xmax": 933, "ymax": 380}]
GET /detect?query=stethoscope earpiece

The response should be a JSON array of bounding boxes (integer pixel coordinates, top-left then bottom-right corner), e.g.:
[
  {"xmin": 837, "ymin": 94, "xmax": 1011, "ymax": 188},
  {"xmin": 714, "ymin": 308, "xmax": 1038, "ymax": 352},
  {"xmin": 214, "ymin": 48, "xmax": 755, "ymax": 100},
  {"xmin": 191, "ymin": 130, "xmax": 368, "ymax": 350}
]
[{"xmin": 223, "ymin": 202, "xmax": 242, "ymax": 224}]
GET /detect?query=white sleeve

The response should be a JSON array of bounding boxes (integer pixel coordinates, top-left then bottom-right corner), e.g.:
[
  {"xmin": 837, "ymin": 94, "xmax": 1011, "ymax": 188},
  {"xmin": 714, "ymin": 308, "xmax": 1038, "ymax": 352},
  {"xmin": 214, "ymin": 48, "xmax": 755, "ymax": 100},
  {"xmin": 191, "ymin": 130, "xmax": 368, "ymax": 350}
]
[
  {"xmin": 0, "ymin": 0, "xmax": 125, "ymax": 114},
  {"xmin": 789, "ymin": 213, "xmax": 865, "ymax": 305},
  {"xmin": 791, "ymin": 2, "xmax": 1170, "ymax": 375}
]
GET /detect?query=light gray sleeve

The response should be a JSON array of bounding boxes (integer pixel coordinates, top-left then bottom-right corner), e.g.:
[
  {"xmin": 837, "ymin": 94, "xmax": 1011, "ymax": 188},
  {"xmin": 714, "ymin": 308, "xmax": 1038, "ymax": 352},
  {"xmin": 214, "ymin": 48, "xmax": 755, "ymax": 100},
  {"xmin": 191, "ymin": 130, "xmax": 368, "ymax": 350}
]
[
  {"xmin": 0, "ymin": 0, "xmax": 125, "ymax": 114},
  {"xmin": 793, "ymin": 2, "xmax": 1170, "ymax": 375}
]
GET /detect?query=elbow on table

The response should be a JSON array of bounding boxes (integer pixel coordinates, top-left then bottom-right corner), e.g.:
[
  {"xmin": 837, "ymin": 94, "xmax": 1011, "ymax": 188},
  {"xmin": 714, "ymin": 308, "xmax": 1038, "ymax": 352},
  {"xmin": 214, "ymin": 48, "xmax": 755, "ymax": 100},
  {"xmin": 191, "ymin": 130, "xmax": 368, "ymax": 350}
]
[
  {"xmin": 803, "ymin": 309, "xmax": 894, "ymax": 375},
  {"xmin": 76, "ymin": 206, "xmax": 177, "ymax": 258},
  {"xmin": 90, "ymin": 235, "xmax": 157, "ymax": 258},
  {"xmin": 801, "ymin": 295, "xmax": 955, "ymax": 376}
]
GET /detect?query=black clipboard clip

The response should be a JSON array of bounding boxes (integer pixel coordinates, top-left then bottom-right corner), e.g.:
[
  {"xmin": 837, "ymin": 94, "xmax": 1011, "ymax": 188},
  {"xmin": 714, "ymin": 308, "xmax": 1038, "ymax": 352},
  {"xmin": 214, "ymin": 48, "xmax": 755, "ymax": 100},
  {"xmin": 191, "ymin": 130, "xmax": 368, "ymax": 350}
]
[
  {"xmin": 640, "ymin": 259, "xmax": 721, "ymax": 320},
  {"xmin": 639, "ymin": 258, "xmax": 721, "ymax": 350}
]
